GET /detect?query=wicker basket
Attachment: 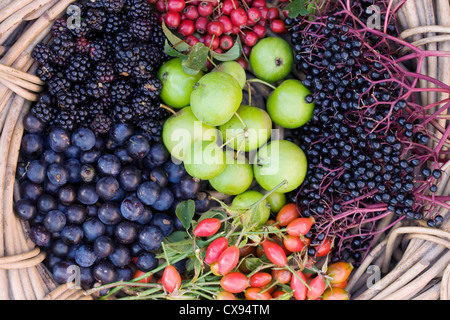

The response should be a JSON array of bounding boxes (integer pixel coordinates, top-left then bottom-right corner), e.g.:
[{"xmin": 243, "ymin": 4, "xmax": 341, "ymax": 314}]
[{"xmin": 0, "ymin": 0, "xmax": 448, "ymax": 300}]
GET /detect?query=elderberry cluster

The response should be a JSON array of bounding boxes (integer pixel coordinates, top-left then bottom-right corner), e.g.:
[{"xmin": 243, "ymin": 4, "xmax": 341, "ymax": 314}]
[
  {"xmin": 31, "ymin": 0, "xmax": 169, "ymax": 140},
  {"xmin": 286, "ymin": 1, "xmax": 444, "ymax": 264}
]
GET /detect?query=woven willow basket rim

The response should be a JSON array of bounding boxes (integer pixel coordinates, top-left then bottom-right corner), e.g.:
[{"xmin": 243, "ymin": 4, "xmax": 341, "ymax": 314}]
[{"xmin": 0, "ymin": 0, "xmax": 449, "ymax": 300}]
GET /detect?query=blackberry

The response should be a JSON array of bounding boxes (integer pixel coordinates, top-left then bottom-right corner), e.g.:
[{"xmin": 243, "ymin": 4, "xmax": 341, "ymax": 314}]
[
  {"xmin": 32, "ymin": 44, "xmax": 52, "ymax": 64},
  {"xmin": 85, "ymin": 80, "xmax": 110, "ymax": 99},
  {"xmin": 85, "ymin": 8, "xmax": 107, "ymax": 32},
  {"xmin": 51, "ymin": 109, "xmax": 75, "ymax": 131},
  {"xmin": 132, "ymin": 59, "xmax": 154, "ymax": 80},
  {"xmin": 64, "ymin": 54, "xmax": 92, "ymax": 82},
  {"xmin": 36, "ymin": 63, "xmax": 58, "ymax": 82},
  {"xmin": 75, "ymin": 37, "xmax": 92, "ymax": 54},
  {"xmin": 110, "ymin": 79, "xmax": 134, "ymax": 103},
  {"xmin": 101, "ymin": 0, "xmax": 124, "ymax": 13},
  {"xmin": 31, "ymin": 94, "xmax": 56, "ymax": 123},
  {"xmin": 104, "ymin": 12, "xmax": 126, "ymax": 34},
  {"xmin": 47, "ymin": 76, "xmax": 71, "ymax": 96},
  {"xmin": 114, "ymin": 31, "xmax": 134, "ymax": 49},
  {"xmin": 130, "ymin": 18, "xmax": 152, "ymax": 41},
  {"xmin": 49, "ymin": 33, "xmax": 75, "ymax": 64},
  {"xmin": 94, "ymin": 61, "xmax": 116, "ymax": 83},
  {"xmin": 138, "ymin": 78, "xmax": 162, "ymax": 99},
  {"xmin": 113, "ymin": 102, "xmax": 135, "ymax": 123},
  {"xmin": 51, "ymin": 18, "xmax": 69, "ymax": 38},
  {"xmin": 89, "ymin": 40, "xmax": 109, "ymax": 62},
  {"xmin": 69, "ymin": 20, "xmax": 90, "ymax": 38},
  {"xmin": 114, "ymin": 46, "xmax": 141, "ymax": 76},
  {"xmin": 127, "ymin": 0, "xmax": 152, "ymax": 19},
  {"xmin": 56, "ymin": 90, "xmax": 81, "ymax": 110},
  {"xmin": 91, "ymin": 113, "xmax": 113, "ymax": 135},
  {"xmin": 137, "ymin": 119, "xmax": 162, "ymax": 142},
  {"xmin": 130, "ymin": 95, "xmax": 152, "ymax": 118},
  {"xmin": 73, "ymin": 105, "xmax": 92, "ymax": 126}
]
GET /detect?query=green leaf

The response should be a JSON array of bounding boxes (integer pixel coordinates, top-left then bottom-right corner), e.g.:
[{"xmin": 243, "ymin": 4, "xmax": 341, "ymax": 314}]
[
  {"xmin": 182, "ymin": 42, "xmax": 209, "ymax": 75},
  {"xmin": 164, "ymin": 40, "xmax": 188, "ymax": 60},
  {"xmin": 165, "ymin": 230, "xmax": 190, "ymax": 243},
  {"xmin": 175, "ymin": 200, "xmax": 195, "ymax": 230},
  {"xmin": 285, "ymin": 0, "xmax": 315, "ymax": 18},
  {"xmin": 162, "ymin": 22, "xmax": 191, "ymax": 52},
  {"xmin": 212, "ymin": 37, "xmax": 242, "ymax": 62}
]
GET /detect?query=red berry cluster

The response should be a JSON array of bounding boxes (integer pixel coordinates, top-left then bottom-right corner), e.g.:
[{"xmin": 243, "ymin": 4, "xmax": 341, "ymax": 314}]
[{"xmin": 153, "ymin": 0, "xmax": 288, "ymax": 68}]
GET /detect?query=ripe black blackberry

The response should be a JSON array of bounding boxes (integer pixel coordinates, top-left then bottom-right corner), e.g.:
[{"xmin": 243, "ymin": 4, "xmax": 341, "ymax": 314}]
[
  {"xmin": 56, "ymin": 90, "xmax": 81, "ymax": 110},
  {"xmin": 110, "ymin": 79, "xmax": 134, "ymax": 103},
  {"xmin": 64, "ymin": 54, "xmax": 92, "ymax": 82},
  {"xmin": 101, "ymin": 0, "xmax": 124, "ymax": 13},
  {"xmin": 32, "ymin": 44, "xmax": 51, "ymax": 65},
  {"xmin": 51, "ymin": 109, "xmax": 75, "ymax": 131},
  {"xmin": 137, "ymin": 118, "xmax": 162, "ymax": 142},
  {"xmin": 85, "ymin": 81, "xmax": 110, "ymax": 99},
  {"xmin": 138, "ymin": 78, "xmax": 162, "ymax": 99},
  {"xmin": 85, "ymin": 8, "xmax": 107, "ymax": 32},
  {"xmin": 31, "ymin": 93, "xmax": 56, "ymax": 123},
  {"xmin": 130, "ymin": 18, "xmax": 152, "ymax": 41},
  {"xmin": 114, "ymin": 46, "xmax": 141, "ymax": 76},
  {"xmin": 51, "ymin": 18, "xmax": 69, "ymax": 38},
  {"xmin": 112, "ymin": 103, "xmax": 135, "ymax": 123},
  {"xmin": 49, "ymin": 33, "xmax": 75, "ymax": 65},
  {"xmin": 89, "ymin": 40, "xmax": 109, "ymax": 61},
  {"xmin": 91, "ymin": 113, "xmax": 113, "ymax": 134},
  {"xmin": 94, "ymin": 62, "xmax": 116, "ymax": 83},
  {"xmin": 126, "ymin": 0, "xmax": 152, "ymax": 19},
  {"xmin": 47, "ymin": 76, "xmax": 71, "ymax": 96}
]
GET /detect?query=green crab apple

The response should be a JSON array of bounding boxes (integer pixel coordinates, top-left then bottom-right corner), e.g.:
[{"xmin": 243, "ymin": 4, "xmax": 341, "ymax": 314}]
[
  {"xmin": 190, "ymin": 71, "xmax": 243, "ymax": 127},
  {"xmin": 184, "ymin": 140, "xmax": 226, "ymax": 180},
  {"xmin": 157, "ymin": 58, "xmax": 203, "ymax": 109},
  {"xmin": 263, "ymin": 191, "xmax": 286, "ymax": 213},
  {"xmin": 267, "ymin": 79, "xmax": 314, "ymax": 129},
  {"xmin": 209, "ymin": 151, "xmax": 254, "ymax": 195},
  {"xmin": 253, "ymin": 139, "xmax": 307, "ymax": 193},
  {"xmin": 249, "ymin": 37, "xmax": 293, "ymax": 83},
  {"xmin": 212, "ymin": 61, "xmax": 247, "ymax": 89},
  {"xmin": 231, "ymin": 190, "xmax": 270, "ymax": 227},
  {"xmin": 162, "ymin": 107, "xmax": 220, "ymax": 162},
  {"xmin": 219, "ymin": 105, "xmax": 272, "ymax": 152}
]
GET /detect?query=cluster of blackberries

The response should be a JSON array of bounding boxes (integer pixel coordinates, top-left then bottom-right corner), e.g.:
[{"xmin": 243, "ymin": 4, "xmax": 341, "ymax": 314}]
[
  {"xmin": 285, "ymin": 2, "xmax": 443, "ymax": 264},
  {"xmin": 15, "ymin": 113, "xmax": 214, "ymax": 288},
  {"xmin": 31, "ymin": 0, "xmax": 169, "ymax": 140}
]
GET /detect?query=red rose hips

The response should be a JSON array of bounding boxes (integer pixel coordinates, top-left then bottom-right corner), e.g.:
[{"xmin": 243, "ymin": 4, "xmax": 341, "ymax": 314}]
[
  {"xmin": 185, "ymin": 35, "xmax": 200, "ymax": 46},
  {"xmin": 167, "ymin": 0, "xmax": 186, "ymax": 13},
  {"xmin": 207, "ymin": 20, "xmax": 224, "ymax": 37},
  {"xmin": 252, "ymin": 24, "xmax": 266, "ymax": 38},
  {"xmin": 156, "ymin": 0, "xmax": 166, "ymax": 12},
  {"xmin": 247, "ymin": 7, "xmax": 261, "ymax": 25},
  {"xmin": 243, "ymin": 31, "xmax": 258, "ymax": 46},
  {"xmin": 204, "ymin": 34, "xmax": 220, "ymax": 49},
  {"xmin": 230, "ymin": 8, "xmax": 248, "ymax": 28},
  {"xmin": 183, "ymin": 5, "xmax": 199, "ymax": 20},
  {"xmin": 252, "ymin": 0, "xmax": 266, "ymax": 8},
  {"xmin": 222, "ymin": 0, "xmax": 239, "ymax": 15},
  {"xmin": 267, "ymin": 7, "xmax": 279, "ymax": 20},
  {"xmin": 178, "ymin": 19, "xmax": 195, "ymax": 36},
  {"xmin": 195, "ymin": 16, "xmax": 209, "ymax": 34},
  {"xmin": 198, "ymin": 1, "xmax": 214, "ymax": 16},
  {"xmin": 270, "ymin": 18, "xmax": 286, "ymax": 33},
  {"xmin": 165, "ymin": 11, "xmax": 181, "ymax": 28},
  {"xmin": 219, "ymin": 35, "xmax": 234, "ymax": 50},
  {"xmin": 218, "ymin": 15, "xmax": 233, "ymax": 34}
]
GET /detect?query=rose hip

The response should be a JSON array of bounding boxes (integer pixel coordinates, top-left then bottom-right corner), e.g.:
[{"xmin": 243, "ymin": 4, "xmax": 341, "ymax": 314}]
[
  {"xmin": 247, "ymin": 7, "xmax": 261, "ymax": 25},
  {"xmin": 207, "ymin": 20, "xmax": 224, "ymax": 37},
  {"xmin": 185, "ymin": 35, "xmax": 200, "ymax": 46},
  {"xmin": 198, "ymin": 1, "xmax": 214, "ymax": 16},
  {"xmin": 204, "ymin": 237, "xmax": 229, "ymax": 265},
  {"xmin": 178, "ymin": 19, "xmax": 195, "ymax": 36},
  {"xmin": 167, "ymin": 0, "xmax": 186, "ymax": 12},
  {"xmin": 183, "ymin": 5, "xmax": 199, "ymax": 20},
  {"xmin": 165, "ymin": 11, "xmax": 182, "ymax": 28},
  {"xmin": 195, "ymin": 16, "xmax": 209, "ymax": 34},
  {"xmin": 219, "ymin": 35, "xmax": 234, "ymax": 50},
  {"xmin": 252, "ymin": 24, "xmax": 266, "ymax": 39},
  {"xmin": 204, "ymin": 34, "xmax": 220, "ymax": 49},
  {"xmin": 230, "ymin": 8, "xmax": 248, "ymax": 28},
  {"xmin": 270, "ymin": 18, "xmax": 286, "ymax": 33},
  {"xmin": 193, "ymin": 217, "xmax": 221, "ymax": 237},
  {"xmin": 243, "ymin": 31, "xmax": 258, "ymax": 46},
  {"xmin": 218, "ymin": 15, "xmax": 233, "ymax": 34}
]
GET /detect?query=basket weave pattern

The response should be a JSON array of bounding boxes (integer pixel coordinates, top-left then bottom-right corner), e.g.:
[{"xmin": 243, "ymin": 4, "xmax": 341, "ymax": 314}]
[{"xmin": 0, "ymin": 0, "xmax": 448, "ymax": 300}]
